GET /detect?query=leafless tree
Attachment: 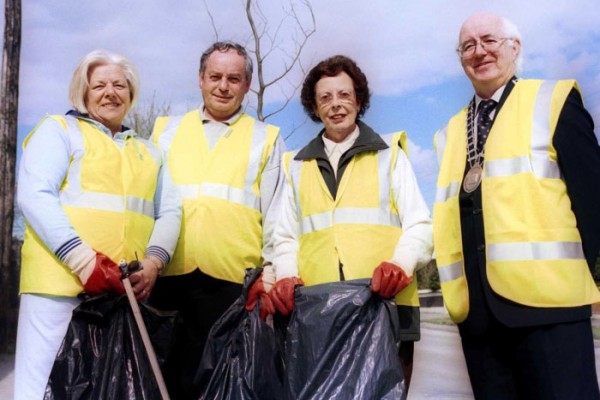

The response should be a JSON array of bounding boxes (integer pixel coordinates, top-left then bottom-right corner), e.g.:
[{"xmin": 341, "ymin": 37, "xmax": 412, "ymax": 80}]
[
  {"xmin": 0, "ymin": 0, "xmax": 22, "ymax": 352},
  {"xmin": 204, "ymin": 0, "xmax": 315, "ymax": 136},
  {"xmin": 125, "ymin": 93, "xmax": 172, "ymax": 139}
]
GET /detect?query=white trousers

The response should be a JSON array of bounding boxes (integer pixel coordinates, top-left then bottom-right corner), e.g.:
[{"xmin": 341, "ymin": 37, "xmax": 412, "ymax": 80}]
[{"xmin": 14, "ymin": 293, "xmax": 80, "ymax": 400}]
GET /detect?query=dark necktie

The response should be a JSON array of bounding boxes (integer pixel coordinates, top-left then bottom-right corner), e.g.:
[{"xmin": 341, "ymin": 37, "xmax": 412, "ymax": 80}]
[{"xmin": 476, "ymin": 99, "xmax": 497, "ymax": 152}]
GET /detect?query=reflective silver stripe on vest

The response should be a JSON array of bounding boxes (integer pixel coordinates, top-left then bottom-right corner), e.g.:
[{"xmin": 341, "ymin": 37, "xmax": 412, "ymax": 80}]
[
  {"xmin": 291, "ymin": 141, "xmax": 401, "ymax": 235},
  {"xmin": 484, "ymin": 155, "xmax": 530, "ymax": 177},
  {"xmin": 201, "ymin": 182, "xmax": 260, "ymax": 210},
  {"xmin": 288, "ymin": 153, "xmax": 303, "ymax": 220},
  {"xmin": 178, "ymin": 184, "xmax": 199, "ymax": 200},
  {"xmin": 434, "ymin": 124, "xmax": 461, "ymax": 204},
  {"xmin": 435, "ymin": 181, "xmax": 460, "ymax": 204},
  {"xmin": 487, "ymin": 241, "xmax": 585, "ymax": 262},
  {"xmin": 531, "ymin": 80, "xmax": 562, "ymax": 179},
  {"xmin": 435, "ymin": 124, "xmax": 448, "ymax": 165},
  {"xmin": 59, "ymin": 191, "xmax": 154, "ymax": 217},
  {"xmin": 484, "ymin": 81, "xmax": 561, "ymax": 179},
  {"xmin": 245, "ymin": 120, "xmax": 269, "ymax": 199},
  {"xmin": 127, "ymin": 195, "xmax": 155, "ymax": 217},
  {"xmin": 61, "ymin": 117, "xmax": 154, "ymax": 217},
  {"xmin": 301, "ymin": 210, "xmax": 331, "ymax": 234},
  {"xmin": 379, "ymin": 134, "xmax": 399, "ymax": 224},
  {"xmin": 177, "ymin": 182, "xmax": 260, "ymax": 210},
  {"xmin": 301, "ymin": 208, "xmax": 400, "ymax": 235},
  {"xmin": 64, "ymin": 117, "xmax": 85, "ymax": 193},
  {"xmin": 168, "ymin": 114, "xmax": 266, "ymax": 211},
  {"xmin": 438, "ymin": 260, "xmax": 464, "ymax": 283}
]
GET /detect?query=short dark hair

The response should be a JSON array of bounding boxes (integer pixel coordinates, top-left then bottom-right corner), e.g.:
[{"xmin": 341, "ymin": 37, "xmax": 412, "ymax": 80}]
[
  {"xmin": 300, "ymin": 55, "xmax": 370, "ymax": 122},
  {"xmin": 199, "ymin": 41, "xmax": 253, "ymax": 81}
]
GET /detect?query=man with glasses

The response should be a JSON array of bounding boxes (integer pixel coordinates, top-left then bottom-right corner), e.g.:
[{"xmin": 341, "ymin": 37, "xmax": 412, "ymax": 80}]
[{"xmin": 433, "ymin": 12, "xmax": 600, "ymax": 399}]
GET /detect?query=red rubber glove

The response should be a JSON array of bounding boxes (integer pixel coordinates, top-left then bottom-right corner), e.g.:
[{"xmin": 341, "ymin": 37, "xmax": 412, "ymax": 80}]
[
  {"xmin": 245, "ymin": 275, "xmax": 276, "ymax": 320},
  {"xmin": 371, "ymin": 261, "xmax": 412, "ymax": 298},
  {"xmin": 269, "ymin": 277, "xmax": 303, "ymax": 316},
  {"xmin": 83, "ymin": 253, "xmax": 125, "ymax": 296}
]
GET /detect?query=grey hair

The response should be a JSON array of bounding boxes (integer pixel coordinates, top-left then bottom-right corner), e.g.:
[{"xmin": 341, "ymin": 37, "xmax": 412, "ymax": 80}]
[
  {"xmin": 500, "ymin": 16, "xmax": 523, "ymax": 73},
  {"xmin": 456, "ymin": 13, "xmax": 523, "ymax": 74},
  {"xmin": 68, "ymin": 49, "xmax": 140, "ymax": 114},
  {"xmin": 199, "ymin": 41, "xmax": 253, "ymax": 81}
]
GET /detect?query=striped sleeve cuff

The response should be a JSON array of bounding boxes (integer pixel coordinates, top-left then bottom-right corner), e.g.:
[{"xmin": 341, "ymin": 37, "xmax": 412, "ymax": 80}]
[
  {"xmin": 55, "ymin": 237, "xmax": 83, "ymax": 262},
  {"xmin": 145, "ymin": 246, "xmax": 170, "ymax": 267}
]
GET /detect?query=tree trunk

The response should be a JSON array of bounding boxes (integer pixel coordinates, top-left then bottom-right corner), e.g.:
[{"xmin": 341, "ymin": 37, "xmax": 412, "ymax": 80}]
[{"xmin": 0, "ymin": 0, "xmax": 22, "ymax": 353}]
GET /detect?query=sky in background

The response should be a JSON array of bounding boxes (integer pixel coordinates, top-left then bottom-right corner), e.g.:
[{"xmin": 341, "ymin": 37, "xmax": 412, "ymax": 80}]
[{"xmin": 3, "ymin": 0, "xmax": 600, "ymax": 211}]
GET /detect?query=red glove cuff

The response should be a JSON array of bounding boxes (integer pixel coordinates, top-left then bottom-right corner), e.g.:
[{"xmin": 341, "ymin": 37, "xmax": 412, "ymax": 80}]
[{"xmin": 83, "ymin": 253, "xmax": 125, "ymax": 296}]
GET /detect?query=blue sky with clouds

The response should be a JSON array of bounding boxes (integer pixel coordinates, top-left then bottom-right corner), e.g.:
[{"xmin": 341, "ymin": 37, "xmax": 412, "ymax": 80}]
[{"xmin": 4, "ymin": 0, "xmax": 600, "ymax": 210}]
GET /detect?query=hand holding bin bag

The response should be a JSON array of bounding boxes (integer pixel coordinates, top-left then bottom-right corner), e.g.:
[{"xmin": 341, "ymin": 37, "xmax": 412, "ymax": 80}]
[
  {"xmin": 43, "ymin": 261, "xmax": 176, "ymax": 400},
  {"xmin": 284, "ymin": 279, "xmax": 406, "ymax": 400},
  {"xmin": 195, "ymin": 268, "xmax": 285, "ymax": 400}
]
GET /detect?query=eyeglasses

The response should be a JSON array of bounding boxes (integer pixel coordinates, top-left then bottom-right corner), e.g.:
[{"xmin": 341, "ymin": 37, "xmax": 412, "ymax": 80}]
[
  {"xmin": 315, "ymin": 90, "xmax": 356, "ymax": 107},
  {"xmin": 456, "ymin": 37, "xmax": 513, "ymax": 59}
]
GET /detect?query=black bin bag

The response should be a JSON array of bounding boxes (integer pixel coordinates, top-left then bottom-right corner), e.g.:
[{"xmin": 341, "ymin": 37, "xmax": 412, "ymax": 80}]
[
  {"xmin": 284, "ymin": 279, "xmax": 406, "ymax": 400},
  {"xmin": 44, "ymin": 294, "xmax": 176, "ymax": 400},
  {"xmin": 195, "ymin": 268, "xmax": 285, "ymax": 400}
]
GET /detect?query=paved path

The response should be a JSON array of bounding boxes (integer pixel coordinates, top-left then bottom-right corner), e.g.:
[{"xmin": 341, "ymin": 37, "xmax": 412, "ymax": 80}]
[{"xmin": 0, "ymin": 353, "xmax": 13, "ymax": 399}]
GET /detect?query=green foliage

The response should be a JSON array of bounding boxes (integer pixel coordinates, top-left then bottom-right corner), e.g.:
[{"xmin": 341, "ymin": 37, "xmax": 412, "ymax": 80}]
[{"xmin": 417, "ymin": 260, "xmax": 440, "ymax": 292}]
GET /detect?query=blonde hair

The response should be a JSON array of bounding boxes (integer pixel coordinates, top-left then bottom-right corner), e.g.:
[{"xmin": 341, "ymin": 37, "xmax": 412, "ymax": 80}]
[{"xmin": 68, "ymin": 49, "xmax": 140, "ymax": 114}]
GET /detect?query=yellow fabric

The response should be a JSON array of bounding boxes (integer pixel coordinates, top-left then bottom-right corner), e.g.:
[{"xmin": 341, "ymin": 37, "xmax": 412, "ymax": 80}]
[
  {"xmin": 152, "ymin": 110, "xmax": 279, "ymax": 283},
  {"xmin": 434, "ymin": 80, "xmax": 600, "ymax": 323},
  {"xmin": 20, "ymin": 116, "xmax": 158, "ymax": 296},
  {"xmin": 285, "ymin": 131, "xmax": 419, "ymax": 306}
]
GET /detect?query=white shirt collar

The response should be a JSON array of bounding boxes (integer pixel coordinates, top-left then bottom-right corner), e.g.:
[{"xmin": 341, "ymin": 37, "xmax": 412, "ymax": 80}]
[
  {"xmin": 322, "ymin": 125, "xmax": 360, "ymax": 158},
  {"xmin": 199, "ymin": 105, "xmax": 244, "ymax": 125}
]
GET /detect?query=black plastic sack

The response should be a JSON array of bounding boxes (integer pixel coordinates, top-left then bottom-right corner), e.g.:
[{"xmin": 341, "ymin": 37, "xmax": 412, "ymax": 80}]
[
  {"xmin": 284, "ymin": 279, "xmax": 405, "ymax": 400},
  {"xmin": 44, "ymin": 293, "xmax": 176, "ymax": 400},
  {"xmin": 195, "ymin": 268, "xmax": 285, "ymax": 400}
]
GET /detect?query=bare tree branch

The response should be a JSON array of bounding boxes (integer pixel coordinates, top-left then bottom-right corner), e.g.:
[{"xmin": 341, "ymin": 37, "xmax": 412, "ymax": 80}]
[
  {"xmin": 203, "ymin": 0, "xmax": 316, "ymax": 137},
  {"xmin": 246, "ymin": 0, "xmax": 265, "ymax": 120},
  {"xmin": 284, "ymin": 114, "xmax": 310, "ymax": 140},
  {"xmin": 247, "ymin": 0, "xmax": 315, "ymax": 121},
  {"xmin": 203, "ymin": 0, "xmax": 219, "ymax": 40},
  {"xmin": 124, "ymin": 92, "xmax": 172, "ymax": 139}
]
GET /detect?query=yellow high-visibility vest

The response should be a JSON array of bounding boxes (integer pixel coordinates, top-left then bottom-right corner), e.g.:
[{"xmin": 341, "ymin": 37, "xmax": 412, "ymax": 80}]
[
  {"xmin": 21, "ymin": 116, "xmax": 160, "ymax": 296},
  {"xmin": 284, "ymin": 131, "xmax": 419, "ymax": 306},
  {"xmin": 152, "ymin": 110, "xmax": 280, "ymax": 283},
  {"xmin": 433, "ymin": 79, "xmax": 600, "ymax": 323}
]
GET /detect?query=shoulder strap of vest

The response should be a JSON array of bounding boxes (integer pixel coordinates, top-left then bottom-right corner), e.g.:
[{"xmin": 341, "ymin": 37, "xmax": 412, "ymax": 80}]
[
  {"xmin": 151, "ymin": 112, "xmax": 189, "ymax": 152},
  {"xmin": 380, "ymin": 131, "xmax": 408, "ymax": 156},
  {"xmin": 23, "ymin": 115, "xmax": 69, "ymax": 149},
  {"xmin": 374, "ymin": 132, "xmax": 408, "ymax": 222},
  {"xmin": 433, "ymin": 123, "xmax": 448, "ymax": 163},
  {"xmin": 282, "ymin": 150, "xmax": 300, "ymax": 178}
]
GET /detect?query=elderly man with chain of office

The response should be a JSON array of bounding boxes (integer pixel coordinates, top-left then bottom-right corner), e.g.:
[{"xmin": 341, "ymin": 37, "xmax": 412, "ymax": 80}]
[
  {"xmin": 148, "ymin": 41, "xmax": 284, "ymax": 399},
  {"xmin": 434, "ymin": 12, "xmax": 600, "ymax": 399}
]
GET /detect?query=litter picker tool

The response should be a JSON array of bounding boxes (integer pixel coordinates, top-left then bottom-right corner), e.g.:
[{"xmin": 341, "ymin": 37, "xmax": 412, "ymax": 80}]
[{"xmin": 119, "ymin": 259, "xmax": 170, "ymax": 400}]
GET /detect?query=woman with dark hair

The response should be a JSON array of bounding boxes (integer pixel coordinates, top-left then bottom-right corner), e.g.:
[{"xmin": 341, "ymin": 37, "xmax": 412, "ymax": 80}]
[{"xmin": 257, "ymin": 55, "xmax": 433, "ymax": 392}]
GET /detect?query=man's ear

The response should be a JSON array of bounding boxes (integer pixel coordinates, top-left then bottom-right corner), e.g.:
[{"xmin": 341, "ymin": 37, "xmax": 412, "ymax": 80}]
[
  {"xmin": 512, "ymin": 38, "xmax": 521, "ymax": 59},
  {"xmin": 243, "ymin": 77, "xmax": 252, "ymax": 94}
]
